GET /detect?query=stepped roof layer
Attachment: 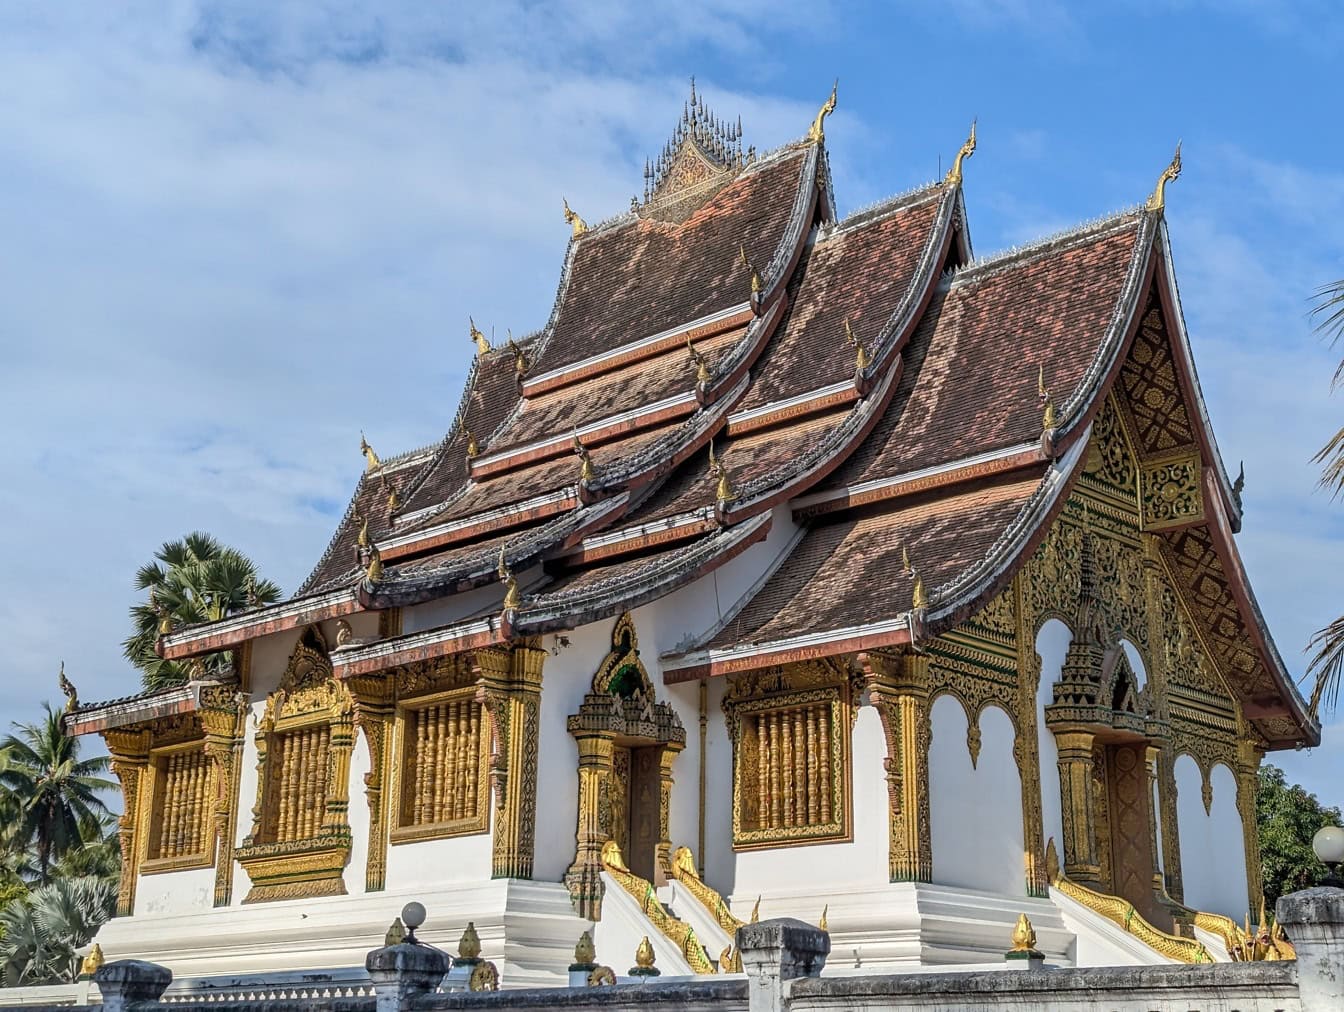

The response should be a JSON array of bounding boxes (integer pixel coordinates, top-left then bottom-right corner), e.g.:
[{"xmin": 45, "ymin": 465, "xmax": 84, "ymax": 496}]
[{"xmin": 112, "ymin": 91, "xmax": 1312, "ymax": 750}]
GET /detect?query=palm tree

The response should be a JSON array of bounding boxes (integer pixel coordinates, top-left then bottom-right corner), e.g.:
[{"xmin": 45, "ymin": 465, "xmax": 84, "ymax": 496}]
[
  {"xmin": 0, "ymin": 705, "xmax": 114, "ymax": 884},
  {"xmin": 121, "ymin": 531, "xmax": 281, "ymax": 690},
  {"xmin": 1306, "ymin": 279, "xmax": 1344, "ymax": 715},
  {"xmin": 0, "ymin": 875, "xmax": 116, "ymax": 985}
]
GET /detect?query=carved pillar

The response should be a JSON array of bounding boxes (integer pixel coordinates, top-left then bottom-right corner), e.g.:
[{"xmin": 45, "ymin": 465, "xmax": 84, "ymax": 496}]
[
  {"xmin": 103, "ymin": 728, "xmax": 151, "ymax": 916},
  {"xmin": 475, "ymin": 640, "xmax": 546, "ymax": 879},
  {"xmin": 1236, "ymin": 736, "xmax": 1265, "ymax": 912},
  {"xmin": 1053, "ymin": 728, "xmax": 1101, "ymax": 884},
  {"xmin": 1012, "ymin": 578, "xmax": 1049, "ymax": 897},
  {"xmin": 323, "ymin": 704, "xmax": 356, "ymax": 836},
  {"xmin": 654, "ymin": 741, "xmax": 684, "ymax": 883},
  {"xmin": 1157, "ymin": 742, "xmax": 1185, "ymax": 902},
  {"xmin": 350, "ymin": 675, "xmax": 395, "ymax": 893},
  {"xmin": 199, "ymin": 690, "xmax": 244, "ymax": 908},
  {"xmin": 1143, "ymin": 744, "xmax": 1165, "ymax": 896},
  {"xmin": 565, "ymin": 732, "xmax": 614, "ymax": 919},
  {"xmin": 862, "ymin": 652, "xmax": 932, "ymax": 883}
]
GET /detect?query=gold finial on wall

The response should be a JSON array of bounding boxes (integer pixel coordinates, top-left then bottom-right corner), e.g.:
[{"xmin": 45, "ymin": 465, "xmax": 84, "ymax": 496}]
[
  {"xmin": 844, "ymin": 317, "xmax": 870, "ymax": 370},
  {"xmin": 360, "ymin": 431, "xmax": 382, "ymax": 473},
  {"xmin": 574, "ymin": 931, "xmax": 596, "ymax": 965},
  {"xmin": 78, "ymin": 943, "xmax": 104, "ymax": 980},
  {"xmin": 1038, "ymin": 364, "xmax": 1058, "ymax": 431},
  {"xmin": 1010, "ymin": 913, "xmax": 1037, "ymax": 952},
  {"xmin": 738, "ymin": 244, "xmax": 763, "ymax": 295},
  {"xmin": 498, "ymin": 547, "xmax": 520, "ymax": 611},
  {"xmin": 469, "ymin": 316, "xmax": 491, "ymax": 357},
  {"xmin": 806, "ymin": 79, "xmax": 838, "ymax": 145},
  {"xmin": 1145, "ymin": 141, "xmax": 1183, "ymax": 213},
  {"xmin": 634, "ymin": 935, "xmax": 656, "ymax": 969},
  {"xmin": 945, "ymin": 119, "xmax": 977, "ymax": 186},
  {"xmin": 459, "ymin": 922, "xmax": 482, "ymax": 960},
  {"xmin": 563, "ymin": 198, "xmax": 588, "ymax": 237}
]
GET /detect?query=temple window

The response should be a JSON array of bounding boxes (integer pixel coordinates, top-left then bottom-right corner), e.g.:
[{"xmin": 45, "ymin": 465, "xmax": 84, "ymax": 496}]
[
  {"xmin": 392, "ymin": 688, "xmax": 489, "ymax": 842},
  {"xmin": 141, "ymin": 742, "xmax": 215, "ymax": 872},
  {"xmin": 261, "ymin": 725, "xmax": 332, "ymax": 844},
  {"xmin": 723, "ymin": 662, "xmax": 854, "ymax": 848}
]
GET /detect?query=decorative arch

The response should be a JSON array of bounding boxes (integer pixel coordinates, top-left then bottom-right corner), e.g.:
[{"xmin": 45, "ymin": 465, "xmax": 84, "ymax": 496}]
[{"xmin": 590, "ymin": 612, "xmax": 654, "ymax": 698}]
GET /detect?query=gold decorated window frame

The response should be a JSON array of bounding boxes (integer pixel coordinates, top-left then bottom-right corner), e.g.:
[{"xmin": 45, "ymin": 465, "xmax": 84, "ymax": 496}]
[
  {"xmin": 139, "ymin": 739, "xmax": 216, "ymax": 875},
  {"xmin": 731, "ymin": 685, "xmax": 852, "ymax": 850},
  {"xmin": 389, "ymin": 685, "xmax": 490, "ymax": 845}
]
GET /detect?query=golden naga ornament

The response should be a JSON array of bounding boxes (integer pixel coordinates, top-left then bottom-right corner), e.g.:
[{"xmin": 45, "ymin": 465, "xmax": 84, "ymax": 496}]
[
  {"xmin": 708, "ymin": 441, "xmax": 735, "ymax": 503},
  {"xmin": 78, "ymin": 943, "xmax": 104, "ymax": 979},
  {"xmin": 1145, "ymin": 141, "xmax": 1182, "ymax": 213},
  {"xmin": 1010, "ymin": 913, "xmax": 1037, "ymax": 952},
  {"xmin": 507, "ymin": 332, "xmax": 530, "ymax": 376},
  {"xmin": 497, "ymin": 547, "xmax": 521, "ymax": 611},
  {"xmin": 356, "ymin": 512, "xmax": 370, "ymax": 548},
  {"xmin": 154, "ymin": 595, "xmax": 174, "ymax": 636},
  {"xmin": 573, "ymin": 432, "xmax": 597, "ymax": 482},
  {"xmin": 845, "ymin": 317, "xmax": 870, "ymax": 370},
  {"xmin": 902, "ymin": 545, "xmax": 928, "ymax": 610},
  {"xmin": 687, "ymin": 335, "xmax": 712, "ymax": 386},
  {"xmin": 1038, "ymin": 364, "xmax": 1058, "ymax": 431},
  {"xmin": 806, "ymin": 79, "xmax": 838, "ymax": 145},
  {"xmin": 58, "ymin": 661, "xmax": 78, "ymax": 712},
  {"xmin": 945, "ymin": 119, "xmax": 977, "ymax": 186},
  {"xmin": 365, "ymin": 543, "xmax": 384, "ymax": 582},
  {"xmin": 469, "ymin": 316, "xmax": 490, "ymax": 357},
  {"xmin": 738, "ymin": 244, "xmax": 763, "ymax": 295},
  {"xmin": 563, "ymin": 197, "xmax": 588, "ymax": 237},
  {"xmin": 749, "ymin": 896, "xmax": 761, "ymax": 923},
  {"xmin": 464, "ymin": 427, "xmax": 480, "ymax": 459},
  {"xmin": 360, "ymin": 431, "xmax": 382, "ymax": 473}
]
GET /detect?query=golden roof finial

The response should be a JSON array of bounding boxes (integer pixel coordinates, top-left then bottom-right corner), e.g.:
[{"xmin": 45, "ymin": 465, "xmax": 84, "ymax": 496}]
[
  {"xmin": 573, "ymin": 432, "xmax": 596, "ymax": 482},
  {"xmin": 845, "ymin": 317, "xmax": 870, "ymax": 370},
  {"xmin": 356, "ymin": 512, "xmax": 369, "ymax": 548},
  {"xmin": 360, "ymin": 431, "xmax": 382, "ymax": 473},
  {"xmin": 497, "ymin": 546, "xmax": 520, "ymax": 611},
  {"xmin": 365, "ymin": 543, "xmax": 383, "ymax": 582},
  {"xmin": 459, "ymin": 922, "xmax": 482, "ymax": 960},
  {"xmin": 708, "ymin": 440, "xmax": 734, "ymax": 503},
  {"xmin": 154, "ymin": 594, "xmax": 173, "ymax": 636},
  {"xmin": 469, "ymin": 316, "xmax": 490, "ymax": 357},
  {"xmin": 1038, "ymin": 364, "xmax": 1058, "ymax": 430},
  {"xmin": 902, "ymin": 545, "xmax": 928, "ymax": 610},
  {"xmin": 738, "ymin": 244, "xmax": 763, "ymax": 295},
  {"xmin": 749, "ymin": 896, "xmax": 761, "ymax": 924},
  {"xmin": 634, "ymin": 936, "xmax": 656, "ymax": 969},
  {"xmin": 687, "ymin": 336, "xmax": 711, "ymax": 386},
  {"xmin": 58, "ymin": 662, "xmax": 78, "ymax": 712},
  {"xmin": 1010, "ymin": 913, "xmax": 1037, "ymax": 952},
  {"xmin": 945, "ymin": 119, "xmax": 977, "ymax": 186},
  {"xmin": 1145, "ymin": 141, "xmax": 1183, "ymax": 213},
  {"xmin": 819, "ymin": 905, "xmax": 829, "ymax": 932},
  {"xmin": 464, "ymin": 427, "xmax": 480, "ymax": 459},
  {"xmin": 806, "ymin": 79, "xmax": 838, "ymax": 145},
  {"xmin": 563, "ymin": 198, "xmax": 588, "ymax": 237},
  {"xmin": 507, "ymin": 331, "xmax": 529, "ymax": 376},
  {"xmin": 386, "ymin": 484, "xmax": 401, "ymax": 512}
]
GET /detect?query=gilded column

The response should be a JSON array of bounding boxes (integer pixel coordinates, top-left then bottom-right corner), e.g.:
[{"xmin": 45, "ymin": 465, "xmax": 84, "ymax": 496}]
[
  {"xmin": 655, "ymin": 741, "xmax": 684, "ymax": 883},
  {"xmin": 475, "ymin": 640, "xmax": 546, "ymax": 879},
  {"xmin": 322, "ymin": 695, "xmax": 356, "ymax": 837},
  {"xmin": 1158, "ymin": 741, "xmax": 1185, "ymax": 902},
  {"xmin": 199, "ymin": 688, "xmax": 245, "ymax": 907},
  {"xmin": 1012, "ymin": 578, "xmax": 1049, "ymax": 897},
  {"xmin": 862, "ymin": 652, "xmax": 932, "ymax": 883},
  {"xmin": 350, "ymin": 674, "xmax": 395, "ymax": 893},
  {"xmin": 564, "ymin": 733, "xmax": 614, "ymax": 919},
  {"xmin": 1236, "ymin": 735, "xmax": 1265, "ymax": 912},
  {"xmin": 1144, "ymin": 744, "xmax": 1165, "ymax": 896},
  {"xmin": 1053, "ymin": 728, "xmax": 1101, "ymax": 884},
  {"xmin": 103, "ymin": 728, "xmax": 151, "ymax": 916}
]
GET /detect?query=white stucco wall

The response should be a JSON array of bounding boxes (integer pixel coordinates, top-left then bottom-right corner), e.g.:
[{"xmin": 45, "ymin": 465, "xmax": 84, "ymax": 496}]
[
  {"xmin": 929, "ymin": 698, "xmax": 1025, "ymax": 895},
  {"xmin": 1034, "ymin": 619, "xmax": 1072, "ymax": 860},
  {"xmin": 1174, "ymin": 755, "xmax": 1249, "ymax": 919}
]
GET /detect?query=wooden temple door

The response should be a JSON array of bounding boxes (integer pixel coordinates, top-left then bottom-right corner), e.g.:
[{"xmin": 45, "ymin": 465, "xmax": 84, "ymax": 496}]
[
  {"xmin": 1103, "ymin": 742, "xmax": 1160, "ymax": 924},
  {"xmin": 626, "ymin": 746, "xmax": 662, "ymax": 882}
]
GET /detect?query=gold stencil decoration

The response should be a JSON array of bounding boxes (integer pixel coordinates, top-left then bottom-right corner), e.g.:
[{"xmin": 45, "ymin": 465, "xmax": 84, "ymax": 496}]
[{"xmin": 1140, "ymin": 452, "xmax": 1204, "ymax": 530}]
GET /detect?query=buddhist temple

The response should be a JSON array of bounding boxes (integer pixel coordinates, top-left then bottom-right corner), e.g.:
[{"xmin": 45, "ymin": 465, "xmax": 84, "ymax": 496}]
[{"xmin": 66, "ymin": 82, "xmax": 1318, "ymax": 984}]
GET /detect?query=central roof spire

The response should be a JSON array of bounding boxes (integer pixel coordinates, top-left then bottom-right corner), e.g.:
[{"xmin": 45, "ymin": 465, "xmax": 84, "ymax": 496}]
[{"xmin": 641, "ymin": 77, "xmax": 745, "ymax": 221}]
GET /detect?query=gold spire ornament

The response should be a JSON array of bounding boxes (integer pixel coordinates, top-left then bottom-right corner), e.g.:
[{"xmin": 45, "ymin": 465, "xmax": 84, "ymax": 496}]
[
  {"xmin": 154, "ymin": 596, "xmax": 173, "ymax": 636},
  {"xmin": 360, "ymin": 432, "xmax": 382, "ymax": 473},
  {"xmin": 386, "ymin": 485, "xmax": 400, "ymax": 511},
  {"xmin": 507, "ymin": 332, "xmax": 530, "ymax": 376},
  {"xmin": 573, "ymin": 432, "xmax": 596, "ymax": 482},
  {"xmin": 687, "ymin": 336, "xmax": 712, "ymax": 386},
  {"xmin": 563, "ymin": 198, "xmax": 588, "ymax": 237},
  {"xmin": 464, "ymin": 427, "xmax": 480, "ymax": 459},
  {"xmin": 469, "ymin": 316, "xmax": 490, "ymax": 357},
  {"xmin": 58, "ymin": 662, "xmax": 78, "ymax": 712},
  {"xmin": 902, "ymin": 545, "xmax": 928, "ymax": 610},
  {"xmin": 574, "ymin": 931, "xmax": 596, "ymax": 966},
  {"xmin": 1010, "ymin": 913, "xmax": 1037, "ymax": 952},
  {"xmin": 459, "ymin": 922, "xmax": 482, "ymax": 960},
  {"xmin": 498, "ymin": 547, "xmax": 520, "ymax": 611},
  {"xmin": 819, "ymin": 905, "xmax": 829, "ymax": 932},
  {"xmin": 1145, "ymin": 141, "xmax": 1183, "ymax": 213},
  {"xmin": 945, "ymin": 119, "xmax": 977, "ymax": 186},
  {"xmin": 738, "ymin": 244, "xmax": 763, "ymax": 295},
  {"xmin": 78, "ymin": 943, "xmax": 104, "ymax": 980},
  {"xmin": 365, "ymin": 543, "xmax": 384, "ymax": 582},
  {"xmin": 634, "ymin": 935, "xmax": 656, "ymax": 969},
  {"xmin": 708, "ymin": 441, "xmax": 734, "ymax": 503},
  {"xmin": 845, "ymin": 317, "xmax": 870, "ymax": 370},
  {"xmin": 356, "ymin": 512, "xmax": 370, "ymax": 548},
  {"xmin": 1038, "ymin": 364, "xmax": 1058, "ymax": 430},
  {"xmin": 749, "ymin": 896, "xmax": 761, "ymax": 923},
  {"xmin": 806, "ymin": 79, "xmax": 838, "ymax": 145}
]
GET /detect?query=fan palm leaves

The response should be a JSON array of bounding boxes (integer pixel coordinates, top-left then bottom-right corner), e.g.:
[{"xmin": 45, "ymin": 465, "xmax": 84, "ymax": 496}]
[
  {"xmin": 121, "ymin": 531, "xmax": 281, "ymax": 690},
  {"xmin": 0, "ymin": 705, "xmax": 114, "ymax": 884},
  {"xmin": 0, "ymin": 876, "xmax": 116, "ymax": 985},
  {"xmin": 1305, "ymin": 279, "xmax": 1344, "ymax": 716}
]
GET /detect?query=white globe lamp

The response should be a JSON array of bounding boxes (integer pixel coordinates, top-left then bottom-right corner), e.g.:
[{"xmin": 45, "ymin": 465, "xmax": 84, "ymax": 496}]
[{"xmin": 1311, "ymin": 826, "xmax": 1344, "ymax": 887}]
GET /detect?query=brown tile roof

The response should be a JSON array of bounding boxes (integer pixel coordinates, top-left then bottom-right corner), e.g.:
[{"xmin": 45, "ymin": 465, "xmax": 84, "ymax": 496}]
[
  {"xmin": 826, "ymin": 214, "xmax": 1146, "ymax": 490},
  {"xmin": 702, "ymin": 473, "xmax": 1046, "ymax": 650},
  {"xmin": 532, "ymin": 148, "xmax": 812, "ymax": 372}
]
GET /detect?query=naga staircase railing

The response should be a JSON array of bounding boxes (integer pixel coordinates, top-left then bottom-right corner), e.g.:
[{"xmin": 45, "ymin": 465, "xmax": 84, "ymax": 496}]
[
  {"xmin": 1045, "ymin": 841, "xmax": 1212, "ymax": 964},
  {"xmin": 599, "ymin": 840, "xmax": 717, "ymax": 975},
  {"xmin": 668, "ymin": 845, "xmax": 744, "ymax": 971},
  {"xmin": 1184, "ymin": 900, "xmax": 1296, "ymax": 961}
]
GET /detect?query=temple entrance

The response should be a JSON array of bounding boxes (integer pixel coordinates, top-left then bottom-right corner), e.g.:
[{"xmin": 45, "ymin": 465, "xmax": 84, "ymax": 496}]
[
  {"xmin": 1101, "ymin": 742, "xmax": 1159, "ymax": 924},
  {"xmin": 608, "ymin": 744, "xmax": 664, "ymax": 883}
]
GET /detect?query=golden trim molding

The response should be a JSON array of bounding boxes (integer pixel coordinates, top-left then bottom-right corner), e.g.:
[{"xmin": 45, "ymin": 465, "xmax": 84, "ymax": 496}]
[{"xmin": 861, "ymin": 651, "xmax": 931, "ymax": 882}]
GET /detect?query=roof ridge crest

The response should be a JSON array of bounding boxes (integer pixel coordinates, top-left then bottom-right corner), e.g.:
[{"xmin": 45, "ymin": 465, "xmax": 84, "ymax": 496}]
[
  {"xmin": 950, "ymin": 206, "xmax": 1145, "ymax": 280},
  {"xmin": 825, "ymin": 181, "xmax": 944, "ymax": 238}
]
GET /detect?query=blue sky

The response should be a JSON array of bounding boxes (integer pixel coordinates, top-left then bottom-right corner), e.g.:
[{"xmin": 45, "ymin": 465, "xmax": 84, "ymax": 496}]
[{"xmin": 2, "ymin": 2, "xmax": 1342, "ymax": 806}]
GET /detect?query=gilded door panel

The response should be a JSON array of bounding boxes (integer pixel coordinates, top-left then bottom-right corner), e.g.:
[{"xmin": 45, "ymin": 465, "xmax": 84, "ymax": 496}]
[
  {"xmin": 628, "ymin": 746, "xmax": 660, "ymax": 882},
  {"xmin": 608, "ymin": 746, "xmax": 630, "ymax": 863},
  {"xmin": 1106, "ymin": 743, "xmax": 1158, "ymax": 923}
]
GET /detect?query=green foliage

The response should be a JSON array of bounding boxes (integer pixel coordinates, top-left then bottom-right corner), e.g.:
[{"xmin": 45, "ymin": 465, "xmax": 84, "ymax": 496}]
[
  {"xmin": 1257, "ymin": 763, "xmax": 1342, "ymax": 910},
  {"xmin": 1306, "ymin": 279, "xmax": 1344, "ymax": 715},
  {"xmin": 122, "ymin": 530, "xmax": 281, "ymax": 691},
  {"xmin": 0, "ymin": 876, "xmax": 116, "ymax": 985}
]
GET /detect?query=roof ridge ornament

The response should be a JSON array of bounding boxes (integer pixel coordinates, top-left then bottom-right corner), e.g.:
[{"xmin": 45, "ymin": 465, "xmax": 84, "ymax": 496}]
[
  {"xmin": 563, "ymin": 198, "xmax": 588, "ymax": 237},
  {"xmin": 945, "ymin": 119, "xmax": 977, "ymax": 186},
  {"xmin": 806, "ymin": 79, "xmax": 838, "ymax": 145},
  {"xmin": 1038, "ymin": 364, "xmax": 1058, "ymax": 430},
  {"xmin": 507, "ymin": 331, "xmax": 530, "ymax": 377},
  {"xmin": 845, "ymin": 317, "xmax": 870, "ymax": 370},
  {"xmin": 902, "ymin": 545, "xmax": 928, "ymax": 611},
  {"xmin": 497, "ymin": 546, "xmax": 520, "ymax": 611},
  {"xmin": 573, "ymin": 431, "xmax": 597, "ymax": 482},
  {"xmin": 59, "ymin": 661, "xmax": 78, "ymax": 712},
  {"xmin": 708, "ymin": 440, "xmax": 734, "ymax": 503},
  {"xmin": 469, "ymin": 316, "xmax": 491, "ymax": 357},
  {"xmin": 464, "ymin": 427, "xmax": 480, "ymax": 459},
  {"xmin": 1145, "ymin": 141, "xmax": 1182, "ymax": 213},
  {"xmin": 360, "ymin": 431, "xmax": 382, "ymax": 473},
  {"xmin": 355, "ymin": 512, "xmax": 369, "ymax": 549},
  {"xmin": 364, "ymin": 542, "xmax": 384, "ymax": 583},
  {"xmin": 687, "ymin": 335, "xmax": 712, "ymax": 389},
  {"xmin": 738, "ymin": 243, "xmax": 763, "ymax": 300}
]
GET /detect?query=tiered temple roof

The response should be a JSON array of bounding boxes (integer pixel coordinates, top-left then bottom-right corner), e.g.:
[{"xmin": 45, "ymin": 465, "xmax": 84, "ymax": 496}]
[{"xmin": 85, "ymin": 84, "xmax": 1315, "ymax": 751}]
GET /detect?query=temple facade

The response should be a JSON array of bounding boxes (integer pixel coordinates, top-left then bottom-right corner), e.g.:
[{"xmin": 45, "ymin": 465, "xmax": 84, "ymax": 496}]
[{"xmin": 67, "ymin": 84, "xmax": 1317, "ymax": 985}]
